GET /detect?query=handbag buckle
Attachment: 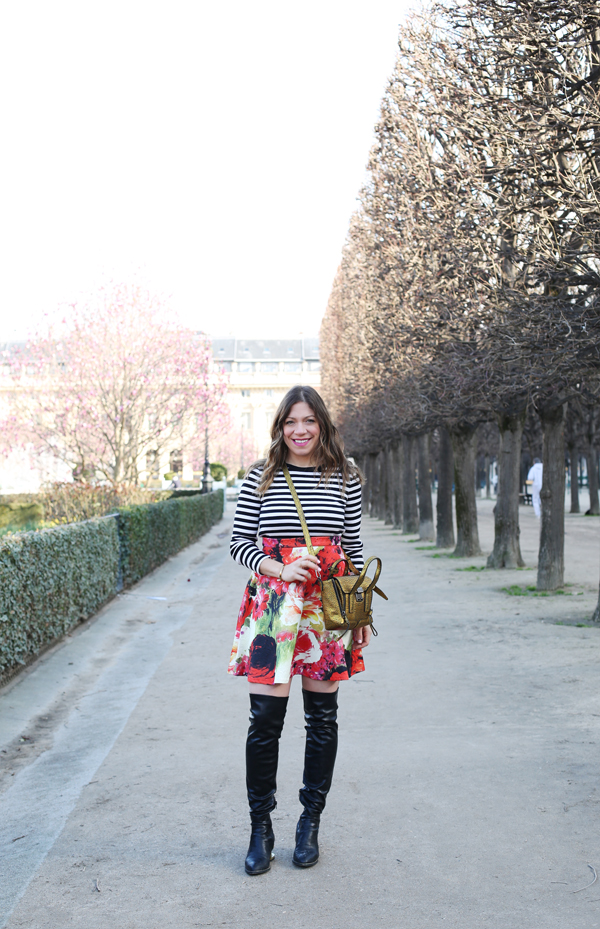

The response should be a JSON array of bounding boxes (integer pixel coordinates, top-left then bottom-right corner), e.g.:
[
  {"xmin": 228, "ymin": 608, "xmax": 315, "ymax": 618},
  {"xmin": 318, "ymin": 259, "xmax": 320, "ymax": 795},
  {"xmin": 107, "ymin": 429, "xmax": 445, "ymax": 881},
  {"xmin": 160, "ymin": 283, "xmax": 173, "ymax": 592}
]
[{"xmin": 355, "ymin": 587, "xmax": 364, "ymax": 602}]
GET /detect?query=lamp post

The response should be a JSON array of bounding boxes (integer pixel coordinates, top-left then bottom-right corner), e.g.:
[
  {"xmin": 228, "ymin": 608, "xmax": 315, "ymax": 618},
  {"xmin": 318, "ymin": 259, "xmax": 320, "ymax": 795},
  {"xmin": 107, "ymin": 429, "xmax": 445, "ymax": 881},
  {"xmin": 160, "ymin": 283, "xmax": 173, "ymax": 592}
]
[{"xmin": 202, "ymin": 410, "xmax": 213, "ymax": 494}]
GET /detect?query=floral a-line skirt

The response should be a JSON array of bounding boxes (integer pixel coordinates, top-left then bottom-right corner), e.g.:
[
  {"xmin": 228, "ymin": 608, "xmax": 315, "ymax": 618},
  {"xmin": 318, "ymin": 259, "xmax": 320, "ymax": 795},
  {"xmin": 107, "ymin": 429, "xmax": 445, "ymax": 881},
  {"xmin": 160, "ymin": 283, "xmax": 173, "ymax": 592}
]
[{"xmin": 227, "ymin": 536, "xmax": 365, "ymax": 684}]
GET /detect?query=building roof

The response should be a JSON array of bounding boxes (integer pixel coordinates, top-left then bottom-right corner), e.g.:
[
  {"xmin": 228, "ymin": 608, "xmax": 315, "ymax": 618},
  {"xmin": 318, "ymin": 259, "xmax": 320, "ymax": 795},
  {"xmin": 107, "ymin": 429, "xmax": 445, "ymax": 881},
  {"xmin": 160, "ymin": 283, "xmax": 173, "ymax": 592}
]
[{"xmin": 212, "ymin": 338, "xmax": 319, "ymax": 362}]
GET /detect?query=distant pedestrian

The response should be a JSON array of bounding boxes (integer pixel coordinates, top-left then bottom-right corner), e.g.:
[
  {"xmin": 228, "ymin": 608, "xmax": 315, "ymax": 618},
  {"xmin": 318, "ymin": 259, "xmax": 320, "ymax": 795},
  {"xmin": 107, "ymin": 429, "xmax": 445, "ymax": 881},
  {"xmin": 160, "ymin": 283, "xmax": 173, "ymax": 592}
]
[
  {"xmin": 528, "ymin": 458, "xmax": 543, "ymax": 518},
  {"xmin": 228, "ymin": 385, "xmax": 369, "ymax": 875}
]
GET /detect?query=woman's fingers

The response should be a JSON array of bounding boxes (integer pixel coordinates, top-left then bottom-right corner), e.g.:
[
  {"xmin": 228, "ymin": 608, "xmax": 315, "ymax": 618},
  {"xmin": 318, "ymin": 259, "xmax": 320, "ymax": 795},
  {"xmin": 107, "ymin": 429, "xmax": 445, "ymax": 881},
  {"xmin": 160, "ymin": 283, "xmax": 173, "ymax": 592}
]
[
  {"xmin": 279, "ymin": 554, "xmax": 322, "ymax": 584},
  {"xmin": 292, "ymin": 556, "xmax": 321, "ymax": 576},
  {"xmin": 288, "ymin": 566, "xmax": 309, "ymax": 580},
  {"xmin": 353, "ymin": 626, "xmax": 372, "ymax": 649}
]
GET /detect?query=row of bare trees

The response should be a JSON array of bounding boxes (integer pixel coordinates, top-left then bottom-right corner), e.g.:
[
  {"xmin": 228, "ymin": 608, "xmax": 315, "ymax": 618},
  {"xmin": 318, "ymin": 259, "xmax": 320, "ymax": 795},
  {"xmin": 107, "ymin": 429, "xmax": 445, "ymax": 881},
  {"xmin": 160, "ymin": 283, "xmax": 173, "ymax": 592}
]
[{"xmin": 320, "ymin": 0, "xmax": 600, "ymax": 614}]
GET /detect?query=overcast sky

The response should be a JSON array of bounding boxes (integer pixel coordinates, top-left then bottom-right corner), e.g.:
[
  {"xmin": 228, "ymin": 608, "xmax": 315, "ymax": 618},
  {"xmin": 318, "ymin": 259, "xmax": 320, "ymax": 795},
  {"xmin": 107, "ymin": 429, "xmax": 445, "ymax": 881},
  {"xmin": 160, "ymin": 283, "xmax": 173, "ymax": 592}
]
[{"xmin": 0, "ymin": 0, "xmax": 414, "ymax": 342}]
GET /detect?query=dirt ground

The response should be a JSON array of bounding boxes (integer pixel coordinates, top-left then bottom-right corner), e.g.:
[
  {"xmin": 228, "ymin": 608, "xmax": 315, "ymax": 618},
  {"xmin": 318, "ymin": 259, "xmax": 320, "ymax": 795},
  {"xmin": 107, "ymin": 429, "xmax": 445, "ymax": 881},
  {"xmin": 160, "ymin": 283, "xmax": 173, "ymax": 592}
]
[{"xmin": 1, "ymin": 497, "xmax": 600, "ymax": 929}]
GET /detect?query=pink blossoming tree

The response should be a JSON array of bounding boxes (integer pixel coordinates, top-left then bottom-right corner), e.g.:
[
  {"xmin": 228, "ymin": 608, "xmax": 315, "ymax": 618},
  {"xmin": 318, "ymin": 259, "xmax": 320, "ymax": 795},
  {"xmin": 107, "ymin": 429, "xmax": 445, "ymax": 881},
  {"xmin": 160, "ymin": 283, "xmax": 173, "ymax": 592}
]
[{"xmin": 3, "ymin": 282, "xmax": 230, "ymax": 485}]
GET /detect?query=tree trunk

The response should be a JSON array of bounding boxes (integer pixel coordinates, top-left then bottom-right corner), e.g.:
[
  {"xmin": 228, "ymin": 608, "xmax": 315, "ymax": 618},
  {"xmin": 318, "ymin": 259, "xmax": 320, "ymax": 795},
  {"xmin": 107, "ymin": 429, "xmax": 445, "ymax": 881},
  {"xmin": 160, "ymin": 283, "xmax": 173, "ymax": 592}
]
[
  {"xmin": 593, "ymin": 553, "xmax": 600, "ymax": 622},
  {"xmin": 391, "ymin": 440, "xmax": 403, "ymax": 529},
  {"xmin": 356, "ymin": 455, "xmax": 369, "ymax": 516},
  {"xmin": 379, "ymin": 449, "xmax": 387, "ymax": 519},
  {"xmin": 584, "ymin": 409, "xmax": 600, "ymax": 515},
  {"xmin": 537, "ymin": 403, "xmax": 566, "ymax": 591},
  {"xmin": 361, "ymin": 454, "xmax": 370, "ymax": 516},
  {"xmin": 587, "ymin": 447, "xmax": 600, "ymax": 515},
  {"xmin": 402, "ymin": 435, "xmax": 419, "ymax": 534},
  {"xmin": 436, "ymin": 427, "xmax": 455, "ymax": 548},
  {"xmin": 487, "ymin": 410, "xmax": 525, "ymax": 568},
  {"xmin": 373, "ymin": 449, "xmax": 383, "ymax": 520},
  {"xmin": 378, "ymin": 447, "xmax": 387, "ymax": 522},
  {"xmin": 367, "ymin": 453, "xmax": 378, "ymax": 518},
  {"xmin": 380, "ymin": 448, "xmax": 388, "ymax": 521},
  {"xmin": 567, "ymin": 445, "xmax": 580, "ymax": 514},
  {"xmin": 450, "ymin": 423, "xmax": 481, "ymax": 557},
  {"xmin": 366, "ymin": 454, "xmax": 375, "ymax": 517},
  {"xmin": 476, "ymin": 454, "xmax": 483, "ymax": 497},
  {"xmin": 417, "ymin": 433, "xmax": 434, "ymax": 540},
  {"xmin": 384, "ymin": 445, "xmax": 394, "ymax": 525}
]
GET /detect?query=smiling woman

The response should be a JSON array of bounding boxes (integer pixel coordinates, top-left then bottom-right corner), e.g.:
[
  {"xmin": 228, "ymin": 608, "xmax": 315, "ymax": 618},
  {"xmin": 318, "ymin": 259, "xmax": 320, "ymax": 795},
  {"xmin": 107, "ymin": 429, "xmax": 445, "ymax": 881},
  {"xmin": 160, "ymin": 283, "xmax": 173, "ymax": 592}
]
[
  {"xmin": 283, "ymin": 401, "xmax": 321, "ymax": 463},
  {"xmin": 227, "ymin": 384, "xmax": 367, "ymax": 876}
]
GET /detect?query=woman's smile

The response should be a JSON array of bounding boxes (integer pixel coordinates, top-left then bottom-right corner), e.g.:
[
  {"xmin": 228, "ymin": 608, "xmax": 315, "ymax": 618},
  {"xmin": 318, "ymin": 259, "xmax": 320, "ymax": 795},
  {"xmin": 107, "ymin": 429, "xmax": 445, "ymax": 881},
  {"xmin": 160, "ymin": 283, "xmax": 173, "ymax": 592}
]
[{"xmin": 283, "ymin": 401, "xmax": 320, "ymax": 465}]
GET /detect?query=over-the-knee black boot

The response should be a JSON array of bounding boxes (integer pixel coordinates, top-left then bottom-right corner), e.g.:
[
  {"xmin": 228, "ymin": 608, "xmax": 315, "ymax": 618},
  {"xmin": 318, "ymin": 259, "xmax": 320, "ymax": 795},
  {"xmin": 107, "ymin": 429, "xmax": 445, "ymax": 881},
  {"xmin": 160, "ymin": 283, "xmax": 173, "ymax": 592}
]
[
  {"xmin": 245, "ymin": 694, "xmax": 288, "ymax": 875},
  {"xmin": 293, "ymin": 688, "xmax": 338, "ymax": 868}
]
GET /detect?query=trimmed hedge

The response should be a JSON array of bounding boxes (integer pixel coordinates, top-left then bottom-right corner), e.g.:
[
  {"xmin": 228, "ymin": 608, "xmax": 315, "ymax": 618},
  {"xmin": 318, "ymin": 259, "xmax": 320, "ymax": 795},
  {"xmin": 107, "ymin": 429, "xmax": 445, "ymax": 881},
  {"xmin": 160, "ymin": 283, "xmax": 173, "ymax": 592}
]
[
  {"xmin": 117, "ymin": 489, "xmax": 224, "ymax": 586},
  {"xmin": 0, "ymin": 489, "xmax": 224, "ymax": 681},
  {"xmin": 0, "ymin": 517, "xmax": 120, "ymax": 678},
  {"xmin": 0, "ymin": 502, "xmax": 44, "ymax": 534}
]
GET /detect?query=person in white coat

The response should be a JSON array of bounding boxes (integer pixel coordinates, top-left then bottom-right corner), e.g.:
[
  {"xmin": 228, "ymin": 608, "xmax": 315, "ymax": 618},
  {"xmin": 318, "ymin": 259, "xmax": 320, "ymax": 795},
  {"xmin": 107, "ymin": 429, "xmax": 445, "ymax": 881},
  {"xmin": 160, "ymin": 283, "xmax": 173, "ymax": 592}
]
[{"xmin": 527, "ymin": 458, "xmax": 543, "ymax": 517}]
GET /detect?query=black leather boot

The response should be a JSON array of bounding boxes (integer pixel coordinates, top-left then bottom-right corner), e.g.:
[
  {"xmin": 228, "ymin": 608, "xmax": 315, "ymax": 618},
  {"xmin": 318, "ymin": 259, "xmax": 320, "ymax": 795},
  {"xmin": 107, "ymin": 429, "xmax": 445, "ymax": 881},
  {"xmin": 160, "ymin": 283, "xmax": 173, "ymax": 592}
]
[
  {"xmin": 245, "ymin": 694, "xmax": 288, "ymax": 875},
  {"xmin": 293, "ymin": 688, "xmax": 338, "ymax": 868}
]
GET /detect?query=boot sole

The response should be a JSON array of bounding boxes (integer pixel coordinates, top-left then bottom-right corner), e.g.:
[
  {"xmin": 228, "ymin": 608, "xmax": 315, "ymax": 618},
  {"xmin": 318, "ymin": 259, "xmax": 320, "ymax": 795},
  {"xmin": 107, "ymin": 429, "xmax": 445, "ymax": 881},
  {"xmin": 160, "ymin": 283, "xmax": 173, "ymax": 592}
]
[{"xmin": 292, "ymin": 854, "xmax": 319, "ymax": 868}]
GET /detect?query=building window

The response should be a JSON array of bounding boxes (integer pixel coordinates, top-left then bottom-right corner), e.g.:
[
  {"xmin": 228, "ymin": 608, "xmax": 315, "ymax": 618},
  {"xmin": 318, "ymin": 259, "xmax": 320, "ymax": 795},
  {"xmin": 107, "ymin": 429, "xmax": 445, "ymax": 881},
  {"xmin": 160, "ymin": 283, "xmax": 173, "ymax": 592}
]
[
  {"xmin": 238, "ymin": 362, "xmax": 254, "ymax": 373},
  {"xmin": 241, "ymin": 412, "xmax": 252, "ymax": 430},
  {"xmin": 265, "ymin": 410, "xmax": 275, "ymax": 427},
  {"xmin": 308, "ymin": 361, "xmax": 321, "ymax": 371},
  {"xmin": 261, "ymin": 362, "xmax": 278, "ymax": 373},
  {"xmin": 241, "ymin": 389, "xmax": 251, "ymax": 397},
  {"xmin": 219, "ymin": 361, "xmax": 232, "ymax": 372},
  {"xmin": 264, "ymin": 389, "xmax": 273, "ymax": 397},
  {"xmin": 284, "ymin": 362, "xmax": 301, "ymax": 372}
]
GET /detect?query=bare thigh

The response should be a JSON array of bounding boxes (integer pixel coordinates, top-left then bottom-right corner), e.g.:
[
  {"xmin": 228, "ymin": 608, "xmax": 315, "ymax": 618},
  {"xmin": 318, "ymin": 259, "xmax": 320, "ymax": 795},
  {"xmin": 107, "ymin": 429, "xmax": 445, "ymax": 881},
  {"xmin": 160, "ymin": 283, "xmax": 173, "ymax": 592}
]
[{"xmin": 248, "ymin": 677, "xmax": 339, "ymax": 697}]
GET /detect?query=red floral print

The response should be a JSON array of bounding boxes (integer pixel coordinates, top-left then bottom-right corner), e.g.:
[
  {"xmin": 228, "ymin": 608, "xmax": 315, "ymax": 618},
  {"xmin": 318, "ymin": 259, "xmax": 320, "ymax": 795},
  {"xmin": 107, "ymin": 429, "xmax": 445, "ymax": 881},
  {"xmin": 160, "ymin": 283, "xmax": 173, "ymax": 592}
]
[{"xmin": 228, "ymin": 536, "xmax": 365, "ymax": 684}]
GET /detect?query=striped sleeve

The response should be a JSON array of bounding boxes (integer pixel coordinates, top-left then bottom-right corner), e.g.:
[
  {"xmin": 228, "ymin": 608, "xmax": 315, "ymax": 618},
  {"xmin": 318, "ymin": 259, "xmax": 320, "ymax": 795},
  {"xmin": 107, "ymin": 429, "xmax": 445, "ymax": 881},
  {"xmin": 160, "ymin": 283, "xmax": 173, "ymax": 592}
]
[
  {"xmin": 230, "ymin": 468, "xmax": 266, "ymax": 573},
  {"xmin": 341, "ymin": 478, "xmax": 364, "ymax": 570}
]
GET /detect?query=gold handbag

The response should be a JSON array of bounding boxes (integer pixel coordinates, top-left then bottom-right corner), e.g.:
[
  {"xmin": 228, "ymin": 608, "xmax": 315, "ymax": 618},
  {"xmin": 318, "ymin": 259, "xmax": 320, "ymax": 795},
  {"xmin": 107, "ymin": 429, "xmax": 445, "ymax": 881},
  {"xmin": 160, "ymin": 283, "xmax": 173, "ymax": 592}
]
[{"xmin": 283, "ymin": 465, "xmax": 388, "ymax": 634}]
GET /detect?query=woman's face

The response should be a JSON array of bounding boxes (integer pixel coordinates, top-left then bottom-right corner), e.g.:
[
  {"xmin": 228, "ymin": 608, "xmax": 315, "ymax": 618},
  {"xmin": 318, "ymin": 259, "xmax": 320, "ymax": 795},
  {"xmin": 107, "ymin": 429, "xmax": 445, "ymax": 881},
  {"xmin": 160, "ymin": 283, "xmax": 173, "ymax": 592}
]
[{"xmin": 283, "ymin": 401, "xmax": 321, "ymax": 465}]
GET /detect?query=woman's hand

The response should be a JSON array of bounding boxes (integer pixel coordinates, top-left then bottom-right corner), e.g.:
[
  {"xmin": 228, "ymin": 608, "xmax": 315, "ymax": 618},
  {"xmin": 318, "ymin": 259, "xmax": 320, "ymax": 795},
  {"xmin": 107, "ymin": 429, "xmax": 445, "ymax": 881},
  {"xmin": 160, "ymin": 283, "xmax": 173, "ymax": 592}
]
[
  {"xmin": 282, "ymin": 554, "xmax": 320, "ymax": 583},
  {"xmin": 258, "ymin": 554, "xmax": 320, "ymax": 583},
  {"xmin": 353, "ymin": 624, "xmax": 372, "ymax": 649}
]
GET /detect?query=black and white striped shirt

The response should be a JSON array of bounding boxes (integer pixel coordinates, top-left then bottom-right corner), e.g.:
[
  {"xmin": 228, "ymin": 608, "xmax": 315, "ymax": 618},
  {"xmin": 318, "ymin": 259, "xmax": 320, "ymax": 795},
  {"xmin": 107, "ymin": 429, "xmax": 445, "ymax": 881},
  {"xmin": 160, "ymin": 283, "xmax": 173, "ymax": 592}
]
[{"xmin": 230, "ymin": 464, "xmax": 364, "ymax": 573}]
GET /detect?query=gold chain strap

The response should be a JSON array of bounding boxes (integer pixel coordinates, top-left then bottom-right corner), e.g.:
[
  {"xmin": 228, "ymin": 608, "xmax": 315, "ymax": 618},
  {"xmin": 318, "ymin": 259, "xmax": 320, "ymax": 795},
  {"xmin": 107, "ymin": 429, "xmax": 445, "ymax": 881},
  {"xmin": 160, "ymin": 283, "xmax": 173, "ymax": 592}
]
[
  {"xmin": 282, "ymin": 465, "xmax": 359, "ymax": 577},
  {"xmin": 282, "ymin": 465, "xmax": 316, "ymax": 556}
]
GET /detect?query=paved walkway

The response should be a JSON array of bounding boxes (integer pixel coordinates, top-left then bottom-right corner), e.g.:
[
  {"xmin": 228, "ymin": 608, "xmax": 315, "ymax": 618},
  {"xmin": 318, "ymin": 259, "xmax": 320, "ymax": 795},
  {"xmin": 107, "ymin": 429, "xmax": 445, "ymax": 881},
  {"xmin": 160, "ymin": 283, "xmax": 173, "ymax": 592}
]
[{"xmin": 1, "ymin": 501, "xmax": 600, "ymax": 929}]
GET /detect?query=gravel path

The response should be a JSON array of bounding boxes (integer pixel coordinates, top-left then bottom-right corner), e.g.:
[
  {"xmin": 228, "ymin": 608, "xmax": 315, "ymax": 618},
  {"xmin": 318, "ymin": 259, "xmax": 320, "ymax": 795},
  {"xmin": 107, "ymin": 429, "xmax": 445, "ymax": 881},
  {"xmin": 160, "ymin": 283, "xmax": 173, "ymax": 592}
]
[{"xmin": 1, "ymin": 499, "xmax": 600, "ymax": 928}]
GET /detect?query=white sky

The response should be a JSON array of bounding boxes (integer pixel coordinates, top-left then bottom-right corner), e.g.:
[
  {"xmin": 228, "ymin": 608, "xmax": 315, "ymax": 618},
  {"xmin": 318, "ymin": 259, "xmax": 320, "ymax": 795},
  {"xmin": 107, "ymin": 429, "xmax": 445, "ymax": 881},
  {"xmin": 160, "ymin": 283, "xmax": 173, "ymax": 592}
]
[{"xmin": 0, "ymin": 0, "xmax": 414, "ymax": 342}]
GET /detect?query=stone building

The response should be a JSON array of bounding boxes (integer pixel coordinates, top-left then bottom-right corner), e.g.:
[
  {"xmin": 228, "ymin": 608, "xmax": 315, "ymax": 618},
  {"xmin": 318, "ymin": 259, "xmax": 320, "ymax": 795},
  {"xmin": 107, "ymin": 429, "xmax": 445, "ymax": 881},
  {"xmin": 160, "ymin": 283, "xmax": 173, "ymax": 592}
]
[
  {"xmin": 213, "ymin": 337, "xmax": 321, "ymax": 462},
  {"xmin": 0, "ymin": 337, "xmax": 321, "ymax": 492}
]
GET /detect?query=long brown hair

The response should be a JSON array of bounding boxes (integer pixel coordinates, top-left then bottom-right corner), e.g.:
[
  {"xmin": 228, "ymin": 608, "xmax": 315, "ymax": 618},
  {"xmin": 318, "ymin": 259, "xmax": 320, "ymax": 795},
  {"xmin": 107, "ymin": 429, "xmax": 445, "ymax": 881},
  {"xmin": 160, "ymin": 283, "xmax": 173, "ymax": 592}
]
[{"xmin": 250, "ymin": 385, "xmax": 362, "ymax": 495}]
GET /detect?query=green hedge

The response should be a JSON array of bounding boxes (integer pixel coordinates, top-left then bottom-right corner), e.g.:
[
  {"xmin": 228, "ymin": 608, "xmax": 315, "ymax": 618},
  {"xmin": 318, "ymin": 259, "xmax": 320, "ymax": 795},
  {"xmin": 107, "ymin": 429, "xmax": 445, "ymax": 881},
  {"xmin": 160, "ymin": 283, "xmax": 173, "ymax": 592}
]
[
  {"xmin": 117, "ymin": 489, "xmax": 224, "ymax": 586},
  {"xmin": 0, "ymin": 489, "xmax": 224, "ymax": 681},
  {"xmin": 0, "ymin": 502, "xmax": 44, "ymax": 534},
  {"xmin": 0, "ymin": 517, "xmax": 120, "ymax": 679}
]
